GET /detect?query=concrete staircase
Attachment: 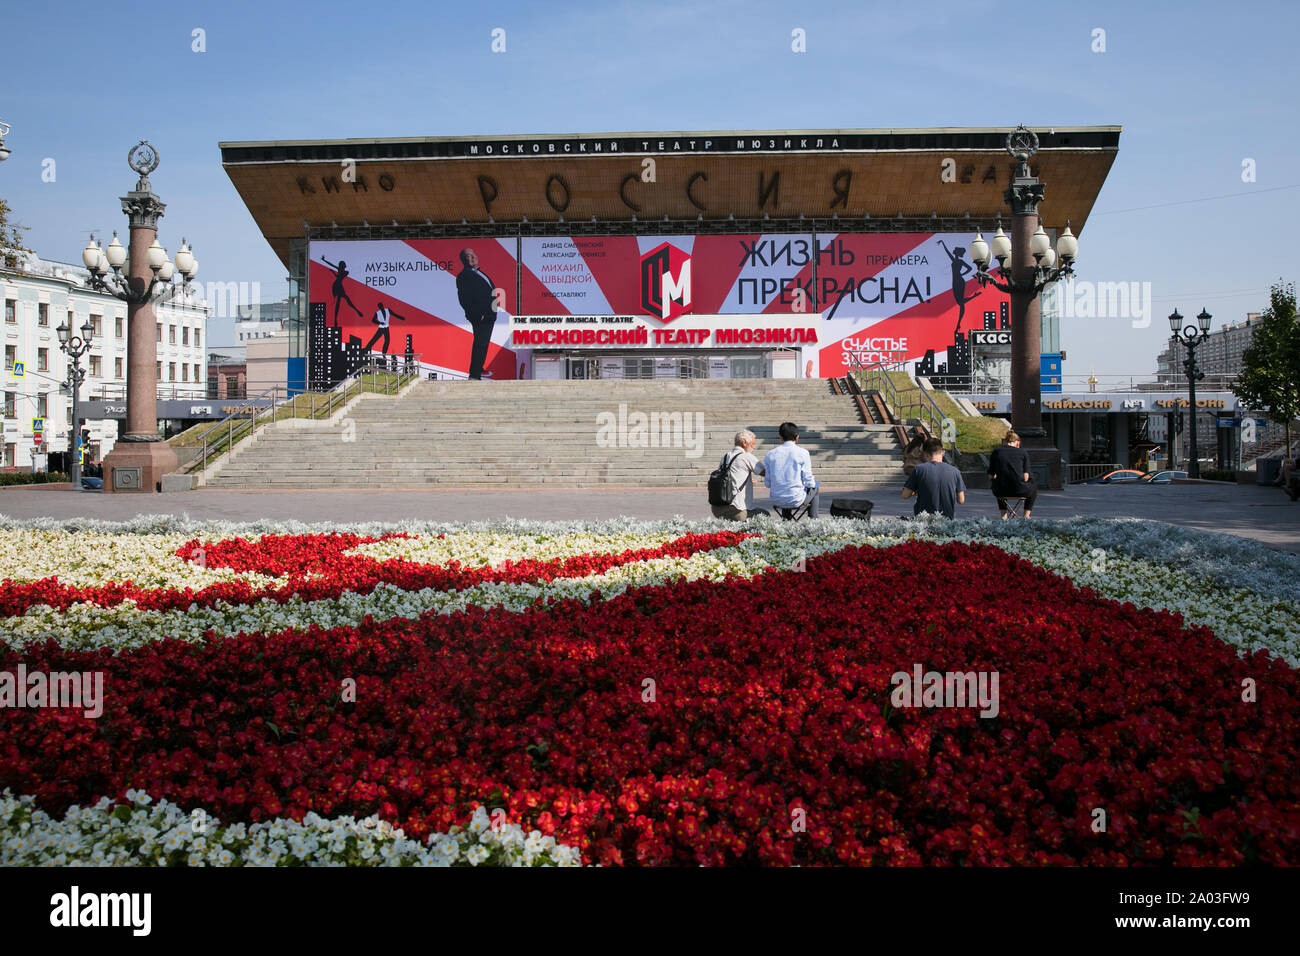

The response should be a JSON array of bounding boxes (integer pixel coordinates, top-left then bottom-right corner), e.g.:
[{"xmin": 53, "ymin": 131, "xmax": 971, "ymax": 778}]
[{"xmin": 205, "ymin": 379, "xmax": 905, "ymax": 488}]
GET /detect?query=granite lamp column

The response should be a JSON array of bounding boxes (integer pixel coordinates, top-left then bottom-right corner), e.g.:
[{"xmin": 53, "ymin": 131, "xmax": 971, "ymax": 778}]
[{"xmin": 84, "ymin": 141, "xmax": 198, "ymax": 492}]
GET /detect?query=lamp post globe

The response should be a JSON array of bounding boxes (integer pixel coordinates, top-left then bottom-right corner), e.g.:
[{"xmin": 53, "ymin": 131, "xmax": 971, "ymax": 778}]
[
  {"xmin": 967, "ymin": 127, "xmax": 1079, "ymax": 488},
  {"xmin": 82, "ymin": 141, "xmax": 197, "ymax": 493}
]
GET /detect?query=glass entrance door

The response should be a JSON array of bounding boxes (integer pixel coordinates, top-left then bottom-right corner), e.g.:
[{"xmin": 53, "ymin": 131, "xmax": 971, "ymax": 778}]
[{"xmin": 731, "ymin": 356, "xmax": 765, "ymax": 378}]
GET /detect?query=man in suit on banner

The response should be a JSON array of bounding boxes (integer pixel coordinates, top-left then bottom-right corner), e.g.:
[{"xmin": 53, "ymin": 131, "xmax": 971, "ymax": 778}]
[{"xmin": 456, "ymin": 247, "xmax": 498, "ymax": 380}]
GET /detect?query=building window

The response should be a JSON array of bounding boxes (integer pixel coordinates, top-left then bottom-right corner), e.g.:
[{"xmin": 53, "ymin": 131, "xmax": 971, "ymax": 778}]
[
  {"xmin": 37, "ymin": 303, "xmax": 49, "ymax": 326},
  {"xmin": 3, "ymin": 443, "xmax": 13, "ymax": 468},
  {"xmin": 89, "ymin": 355, "xmax": 102, "ymax": 377},
  {"xmin": 114, "ymin": 357, "xmax": 123, "ymax": 379},
  {"xmin": 168, "ymin": 362, "xmax": 176, "ymax": 382},
  {"xmin": 156, "ymin": 361, "xmax": 162, "ymax": 379},
  {"xmin": 38, "ymin": 348, "xmax": 49, "ymax": 372},
  {"xmin": 3, "ymin": 391, "xmax": 14, "ymax": 418},
  {"xmin": 4, "ymin": 300, "xmax": 15, "ymax": 324},
  {"xmin": 37, "ymin": 394, "xmax": 47, "ymax": 418},
  {"xmin": 114, "ymin": 316, "xmax": 123, "ymax": 338},
  {"xmin": 181, "ymin": 364, "xmax": 188, "ymax": 382},
  {"xmin": 169, "ymin": 325, "xmax": 176, "ymax": 345},
  {"xmin": 193, "ymin": 363, "xmax": 200, "ymax": 382},
  {"xmin": 182, "ymin": 327, "xmax": 189, "ymax": 346},
  {"xmin": 195, "ymin": 329, "xmax": 201, "ymax": 347},
  {"xmin": 227, "ymin": 375, "xmax": 241, "ymax": 397},
  {"xmin": 156, "ymin": 323, "xmax": 163, "ymax": 343},
  {"xmin": 90, "ymin": 315, "xmax": 102, "ymax": 337},
  {"xmin": 4, "ymin": 345, "xmax": 13, "ymax": 369}
]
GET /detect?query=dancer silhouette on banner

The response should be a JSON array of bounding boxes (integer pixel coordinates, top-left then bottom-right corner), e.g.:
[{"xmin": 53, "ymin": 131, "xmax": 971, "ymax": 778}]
[
  {"xmin": 456, "ymin": 247, "xmax": 499, "ymax": 380},
  {"xmin": 321, "ymin": 256, "xmax": 364, "ymax": 327},
  {"xmin": 363, "ymin": 301, "xmax": 407, "ymax": 355},
  {"xmin": 938, "ymin": 240, "xmax": 980, "ymax": 336}
]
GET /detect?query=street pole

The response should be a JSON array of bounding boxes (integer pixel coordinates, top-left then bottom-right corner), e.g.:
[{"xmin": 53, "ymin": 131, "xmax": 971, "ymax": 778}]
[
  {"xmin": 70, "ymin": 366, "xmax": 79, "ymax": 489},
  {"xmin": 1169, "ymin": 308, "xmax": 1212, "ymax": 480},
  {"xmin": 83, "ymin": 142, "xmax": 197, "ymax": 493},
  {"xmin": 1187, "ymin": 344, "xmax": 1199, "ymax": 479},
  {"xmin": 969, "ymin": 127, "xmax": 1078, "ymax": 489},
  {"xmin": 56, "ymin": 319, "xmax": 93, "ymax": 490}
]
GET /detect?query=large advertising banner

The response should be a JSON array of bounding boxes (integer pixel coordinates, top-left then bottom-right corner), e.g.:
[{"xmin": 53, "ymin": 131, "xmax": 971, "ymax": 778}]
[
  {"xmin": 519, "ymin": 233, "xmax": 1009, "ymax": 380},
  {"xmin": 308, "ymin": 239, "xmax": 519, "ymax": 382},
  {"xmin": 521, "ymin": 234, "xmax": 814, "ymax": 319},
  {"xmin": 307, "ymin": 234, "xmax": 1008, "ymax": 383},
  {"xmin": 813, "ymin": 233, "xmax": 1012, "ymax": 382}
]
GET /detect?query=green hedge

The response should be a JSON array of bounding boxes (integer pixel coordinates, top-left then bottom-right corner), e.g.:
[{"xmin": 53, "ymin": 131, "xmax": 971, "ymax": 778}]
[
  {"xmin": 1198, "ymin": 468, "xmax": 1238, "ymax": 483},
  {"xmin": 0, "ymin": 472, "xmax": 69, "ymax": 487}
]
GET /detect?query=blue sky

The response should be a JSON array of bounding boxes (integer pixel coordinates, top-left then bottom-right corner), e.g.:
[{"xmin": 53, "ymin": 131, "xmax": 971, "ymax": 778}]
[{"xmin": 3, "ymin": 0, "xmax": 1297, "ymax": 382}]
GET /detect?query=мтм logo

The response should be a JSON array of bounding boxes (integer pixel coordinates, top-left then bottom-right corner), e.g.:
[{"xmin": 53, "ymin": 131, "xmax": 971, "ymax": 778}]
[{"xmin": 640, "ymin": 242, "xmax": 692, "ymax": 322}]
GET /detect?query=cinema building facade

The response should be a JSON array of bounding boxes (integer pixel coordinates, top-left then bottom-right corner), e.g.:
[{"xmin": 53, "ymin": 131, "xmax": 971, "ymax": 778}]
[
  {"xmin": 220, "ymin": 126, "xmax": 1120, "ymax": 386},
  {"xmin": 219, "ymin": 127, "xmax": 1241, "ymax": 472}
]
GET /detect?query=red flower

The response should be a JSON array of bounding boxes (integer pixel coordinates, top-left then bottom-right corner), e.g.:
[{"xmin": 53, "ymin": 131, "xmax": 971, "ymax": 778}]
[{"xmin": 1, "ymin": 540, "xmax": 1296, "ymax": 866}]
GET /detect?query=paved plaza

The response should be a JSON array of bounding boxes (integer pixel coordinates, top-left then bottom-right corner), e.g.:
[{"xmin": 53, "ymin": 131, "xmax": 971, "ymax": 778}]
[{"xmin": 3, "ymin": 480, "xmax": 1297, "ymax": 552}]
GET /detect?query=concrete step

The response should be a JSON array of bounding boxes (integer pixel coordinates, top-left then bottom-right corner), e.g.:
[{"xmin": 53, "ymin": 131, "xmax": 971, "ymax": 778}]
[{"xmin": 203, "ymin": 378, "xmax": 899, "ymax": 488}]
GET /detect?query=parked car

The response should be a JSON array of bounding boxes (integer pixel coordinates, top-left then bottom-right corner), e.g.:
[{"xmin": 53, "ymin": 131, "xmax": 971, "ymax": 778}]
[
  {"xmin": 1142, "ymin": 470, "xmax": 1189, "ymax": 483},
  {"xmin": 80, "ymin": 476, "xmax": 103, "ymax": 490},
  {"xmin": 1086, "ymin": 469, "xmax": 1146, "ymax": 484}
]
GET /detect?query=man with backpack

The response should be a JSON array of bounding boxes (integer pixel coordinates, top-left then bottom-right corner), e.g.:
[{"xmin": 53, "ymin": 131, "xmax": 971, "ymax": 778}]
[{"xmin": 709, "ymin": 429, "xmax": 768, "ymax": 520}]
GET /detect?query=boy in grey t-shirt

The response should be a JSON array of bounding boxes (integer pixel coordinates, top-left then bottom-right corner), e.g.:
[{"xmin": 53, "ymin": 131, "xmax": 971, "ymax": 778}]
[{"xmin": 902, "ymin": 438, "xmax": 966, "ymax": 518}]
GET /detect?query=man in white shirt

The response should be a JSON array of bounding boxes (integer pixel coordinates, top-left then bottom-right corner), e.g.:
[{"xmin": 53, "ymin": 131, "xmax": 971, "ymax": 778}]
[
  {"xmin": 763, "ymin": 421, "xmax": 820, "ymax": 518},
  {"xmin": 363, "ymin": 301, "xmax": 406, "ymax": 355},
  {"xmin": 711, "ymin": 429, "xmax": 768, "ymax": 521}
]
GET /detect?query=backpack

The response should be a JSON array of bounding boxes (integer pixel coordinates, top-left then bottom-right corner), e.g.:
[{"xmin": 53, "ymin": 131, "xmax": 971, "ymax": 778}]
[{"xmin": 707, "ymin": 449, "xmax": 744, "ymax": 507}]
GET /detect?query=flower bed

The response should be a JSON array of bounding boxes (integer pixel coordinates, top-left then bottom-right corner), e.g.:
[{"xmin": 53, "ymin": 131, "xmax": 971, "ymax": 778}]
[{"xmin": 1, "ymin": 516, "xmax": 1297, "ymax": 866}]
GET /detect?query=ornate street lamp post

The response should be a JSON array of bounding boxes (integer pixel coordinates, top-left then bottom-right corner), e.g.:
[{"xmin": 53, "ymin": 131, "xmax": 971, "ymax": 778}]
[
  {"xmin": 55, "ymin": 318, "xmax": 95, "ymax": 490},
  {"xmin": 0, "ymin": 120, "xmax": 11, "ymax": 162},
  {"xmin": 968, "ymin": 126, "xmax": 1079, "ymax": 488},
  {"xmin": 81, "ymin": 142, "xmax": 198, "ymax": 492},
  {"xmin": 1169, "ymin": 307, "xmax": 1212, "ymax": 479}
]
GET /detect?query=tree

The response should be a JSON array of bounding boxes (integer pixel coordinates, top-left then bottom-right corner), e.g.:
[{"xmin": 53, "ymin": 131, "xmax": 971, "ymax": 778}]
[
  {"xmin": 0, "ymin": 197, "xmax": 31, "ymax": 268},
  {"xmin": 1233, "ymin": 281, "xmax": 1300, "ymax": 453}
]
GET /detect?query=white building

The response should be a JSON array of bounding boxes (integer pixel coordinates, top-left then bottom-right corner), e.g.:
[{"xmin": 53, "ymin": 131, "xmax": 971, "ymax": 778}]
[
  {"xmin": 3, "ymin": 251, "xmax": 210, "ymax": 470},
  {"xmin": 235, "ymin": 298, "xmax": 291, "ymax": 343}
]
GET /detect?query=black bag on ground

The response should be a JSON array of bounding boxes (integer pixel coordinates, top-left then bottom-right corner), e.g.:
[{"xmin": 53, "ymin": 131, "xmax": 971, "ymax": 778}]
[
  {"xmin": 707, "ymin": 450, "xmax": 743, "ymax": 507},
  {"xmin": 829, "ymin": 498, "xmax": 873, "ymax": 520}
]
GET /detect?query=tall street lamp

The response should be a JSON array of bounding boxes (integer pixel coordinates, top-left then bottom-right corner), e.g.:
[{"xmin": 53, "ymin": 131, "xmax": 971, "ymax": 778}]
[
  {"xmin": 56, "ymin": 318, "xmax": 95, "ymax": 489},
  {"xmin": 1169, "ymin": 307, "xmax": 1212, "ymax": 479},
  {"xmin": 81, "ymin": 141, "xmax": 198, "ymax": 492},
  {"xmin": 967, "ymin": 126, "xmax": 1079, "ymax": 488}
]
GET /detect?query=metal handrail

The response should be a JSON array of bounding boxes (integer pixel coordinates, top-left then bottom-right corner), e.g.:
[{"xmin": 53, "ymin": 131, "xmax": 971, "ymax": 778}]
[
  {"xmin": 846, "ymin": 352, "xmax": 953, "ymax": 453},
  {"xmin": 181, "ymin": 356, "xmax": 421, "ymax": 474},
  {"xmin": 91, "ymin": 384, "xmax": 210, "ymax": 402},
  {"xmin": 946, "ymin": 372, "xmax": 1244, "ymax": 395}
]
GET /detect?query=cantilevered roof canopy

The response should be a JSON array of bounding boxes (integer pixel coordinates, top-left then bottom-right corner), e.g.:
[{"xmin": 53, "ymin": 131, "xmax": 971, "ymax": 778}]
[{"xmin": 220, "ymin": 126, "xmax": 1120, "ymax": 266}]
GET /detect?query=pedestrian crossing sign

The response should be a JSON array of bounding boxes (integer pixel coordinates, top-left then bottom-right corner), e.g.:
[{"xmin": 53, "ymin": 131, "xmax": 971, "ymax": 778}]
[{"xmin": 10, "ymin": 361, "xmax": 23, "ymax": 378}]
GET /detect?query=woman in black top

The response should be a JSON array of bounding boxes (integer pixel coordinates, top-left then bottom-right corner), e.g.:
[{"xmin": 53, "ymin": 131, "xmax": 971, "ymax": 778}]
[{"xmin": 988, "ymin": 431, "xmax": 1037, "ymax": 518}]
